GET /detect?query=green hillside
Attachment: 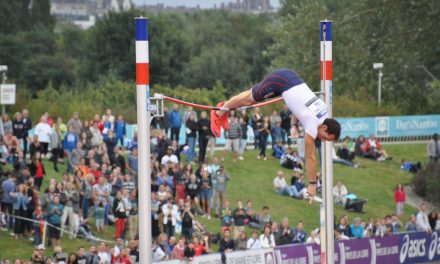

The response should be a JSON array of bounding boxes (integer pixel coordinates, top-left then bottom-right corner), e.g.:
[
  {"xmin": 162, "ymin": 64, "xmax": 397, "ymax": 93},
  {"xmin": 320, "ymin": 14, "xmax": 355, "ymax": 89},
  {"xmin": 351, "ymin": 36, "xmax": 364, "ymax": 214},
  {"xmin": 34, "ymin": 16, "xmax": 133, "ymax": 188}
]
[{"xmin": 0, "ymin": 143, "xmax": 426, "ymax": 259}]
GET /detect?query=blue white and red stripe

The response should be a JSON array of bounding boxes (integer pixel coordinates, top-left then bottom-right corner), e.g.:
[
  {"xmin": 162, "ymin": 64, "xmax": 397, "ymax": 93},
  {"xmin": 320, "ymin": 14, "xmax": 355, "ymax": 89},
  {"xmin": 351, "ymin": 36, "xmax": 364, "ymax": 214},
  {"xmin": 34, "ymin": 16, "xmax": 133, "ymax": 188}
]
[
  {"xmin": 136, "ymin": 18, "xmax": 149, "ymax": 86},
  {"xmin": 320, "ymin": 21, "xmax": 332, "ymax": 82}
]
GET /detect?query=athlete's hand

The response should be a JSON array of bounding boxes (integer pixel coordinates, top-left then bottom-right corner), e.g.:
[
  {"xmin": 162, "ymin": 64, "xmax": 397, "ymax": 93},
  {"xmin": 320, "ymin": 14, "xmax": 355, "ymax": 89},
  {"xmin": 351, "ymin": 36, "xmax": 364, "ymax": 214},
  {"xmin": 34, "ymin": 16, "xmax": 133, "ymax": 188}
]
[{"xmin": 307, "ymin": 184, "xmax": 317, "ymax": 204}]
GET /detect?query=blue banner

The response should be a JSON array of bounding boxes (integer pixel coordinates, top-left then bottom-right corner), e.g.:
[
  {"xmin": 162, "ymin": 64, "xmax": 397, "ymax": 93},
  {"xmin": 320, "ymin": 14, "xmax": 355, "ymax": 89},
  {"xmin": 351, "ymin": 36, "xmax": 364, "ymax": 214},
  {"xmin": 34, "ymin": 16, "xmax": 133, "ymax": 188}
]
[{"xmin": 338, "ymin": 115, "xmax": 440, "ymax": 139}]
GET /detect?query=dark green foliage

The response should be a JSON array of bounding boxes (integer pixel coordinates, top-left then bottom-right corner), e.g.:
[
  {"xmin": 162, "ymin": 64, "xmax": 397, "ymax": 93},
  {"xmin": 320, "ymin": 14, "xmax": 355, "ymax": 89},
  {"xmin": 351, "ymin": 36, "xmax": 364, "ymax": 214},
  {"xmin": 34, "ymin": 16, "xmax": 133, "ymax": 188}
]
[{"xmin": 412, "ymin": 162, "xmax": 440, "ymax": 207}]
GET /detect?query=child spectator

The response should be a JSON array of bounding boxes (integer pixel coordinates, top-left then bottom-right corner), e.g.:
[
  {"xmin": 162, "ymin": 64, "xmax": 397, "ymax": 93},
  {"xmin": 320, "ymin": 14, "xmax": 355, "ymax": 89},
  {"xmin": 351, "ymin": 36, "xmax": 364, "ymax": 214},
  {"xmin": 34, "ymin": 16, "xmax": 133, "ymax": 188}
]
[
  {"xmin": 394, "ymin": 184, "xmax": 406, "ymax": 217},
  {"xmin": 94, "ymin": 202, "xmax": 105, "ymax": 233},
  {"xmin": 247, "ymin": 230, "xmax": 262, "ymax": 250},
  {"xmin": 33, "ymin": 205, "xmax": 44, "ymax": 246}
]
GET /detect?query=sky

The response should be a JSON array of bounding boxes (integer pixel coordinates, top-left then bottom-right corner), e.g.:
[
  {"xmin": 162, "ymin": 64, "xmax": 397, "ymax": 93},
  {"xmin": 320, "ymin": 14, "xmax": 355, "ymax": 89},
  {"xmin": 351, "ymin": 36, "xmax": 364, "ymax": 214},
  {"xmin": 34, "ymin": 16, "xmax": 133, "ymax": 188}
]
[{"xmin": 134, "ymin": 0, "xmax": 281, "ymax": 8}]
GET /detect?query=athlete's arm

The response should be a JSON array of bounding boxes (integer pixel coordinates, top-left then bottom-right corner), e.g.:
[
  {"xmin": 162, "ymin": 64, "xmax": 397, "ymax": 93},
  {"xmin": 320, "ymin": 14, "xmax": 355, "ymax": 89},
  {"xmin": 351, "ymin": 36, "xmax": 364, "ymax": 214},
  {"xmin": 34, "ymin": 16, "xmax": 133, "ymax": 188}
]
[
  {"xmin": 217, "ymin": 89, "xmax": 256, "ymax": 116},
  {"xmin": 304, "ymin": 134, "xmax": 317, "ymax": 197}
]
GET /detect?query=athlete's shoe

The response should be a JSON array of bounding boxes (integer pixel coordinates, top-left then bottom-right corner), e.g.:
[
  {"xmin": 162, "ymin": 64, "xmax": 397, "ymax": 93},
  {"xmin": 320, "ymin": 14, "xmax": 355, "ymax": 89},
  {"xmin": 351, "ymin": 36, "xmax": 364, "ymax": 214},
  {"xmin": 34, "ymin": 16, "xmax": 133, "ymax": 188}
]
[
  {"xmin": 218, "ymin": 102, "xmax": 229, "ymax": 131},
  {"xmin": 210, "ymin": 102, "xmax": 229, "ymax": 137}
]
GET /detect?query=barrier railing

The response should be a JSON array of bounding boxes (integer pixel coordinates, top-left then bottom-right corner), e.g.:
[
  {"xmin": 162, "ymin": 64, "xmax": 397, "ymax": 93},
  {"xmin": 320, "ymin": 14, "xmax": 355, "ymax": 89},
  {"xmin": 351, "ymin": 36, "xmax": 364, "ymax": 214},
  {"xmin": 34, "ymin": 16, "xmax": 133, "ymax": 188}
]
[{"xmin": 154, "ymin": 230, "xmax": 440, "ymax": 264}]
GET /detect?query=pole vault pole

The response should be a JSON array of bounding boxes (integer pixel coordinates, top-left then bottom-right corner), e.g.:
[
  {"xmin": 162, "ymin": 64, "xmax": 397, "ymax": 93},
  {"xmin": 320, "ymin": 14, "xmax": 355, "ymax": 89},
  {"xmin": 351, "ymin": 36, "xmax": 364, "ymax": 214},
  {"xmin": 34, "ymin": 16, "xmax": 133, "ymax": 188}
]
[
  {"xmin": 320, "ymin": 20, "xmax": 334, "ymax": 264},
  {"xmin": 135, "ymin": 17, "xmax": 152, "ymax": 262}
]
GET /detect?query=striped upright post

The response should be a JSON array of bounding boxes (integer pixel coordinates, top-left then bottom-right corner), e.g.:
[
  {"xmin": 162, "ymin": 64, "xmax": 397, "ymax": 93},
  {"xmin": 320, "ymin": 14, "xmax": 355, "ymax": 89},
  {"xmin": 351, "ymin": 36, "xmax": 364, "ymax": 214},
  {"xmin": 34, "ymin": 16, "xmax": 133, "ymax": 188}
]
[
  {"xmin": 320, "ymin": 20, "xmax": 334, "ymax": 264},
  {"xmin": 135, "ymin": 17, "xmax": 152, "ymax": 262}
]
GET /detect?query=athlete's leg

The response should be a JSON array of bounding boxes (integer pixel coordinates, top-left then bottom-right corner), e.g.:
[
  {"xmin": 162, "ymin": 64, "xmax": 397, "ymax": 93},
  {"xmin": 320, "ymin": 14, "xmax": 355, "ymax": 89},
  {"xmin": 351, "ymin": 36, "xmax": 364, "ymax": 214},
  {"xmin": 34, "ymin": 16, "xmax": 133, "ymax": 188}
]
[{"xmin": 216, "ymin": 89, "xmax": 256, "ymax": 117}]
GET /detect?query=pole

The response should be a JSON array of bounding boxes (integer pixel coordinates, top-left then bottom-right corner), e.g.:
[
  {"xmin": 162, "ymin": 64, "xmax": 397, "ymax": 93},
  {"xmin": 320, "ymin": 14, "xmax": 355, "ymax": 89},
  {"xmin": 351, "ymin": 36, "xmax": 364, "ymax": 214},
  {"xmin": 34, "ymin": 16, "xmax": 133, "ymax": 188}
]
[
  {"xmin": 320, "ymin": 20, "xmax": 334, "ymax": 264},
  {"xmin": 378, "ymin": 69, "xmax": 382, "ymax": 107},
  {"xmin": 135, "ymin": 17, "xmax": 152, "ymax": 263}
]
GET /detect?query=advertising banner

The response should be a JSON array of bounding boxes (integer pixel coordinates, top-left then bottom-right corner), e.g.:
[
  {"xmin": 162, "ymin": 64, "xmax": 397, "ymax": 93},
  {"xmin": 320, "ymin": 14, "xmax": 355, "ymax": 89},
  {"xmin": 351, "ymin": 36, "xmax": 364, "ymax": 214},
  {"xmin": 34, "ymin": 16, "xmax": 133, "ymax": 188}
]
[{"xmin": 397, "ymin": 230, "xmax": 440, "ymax": 264}]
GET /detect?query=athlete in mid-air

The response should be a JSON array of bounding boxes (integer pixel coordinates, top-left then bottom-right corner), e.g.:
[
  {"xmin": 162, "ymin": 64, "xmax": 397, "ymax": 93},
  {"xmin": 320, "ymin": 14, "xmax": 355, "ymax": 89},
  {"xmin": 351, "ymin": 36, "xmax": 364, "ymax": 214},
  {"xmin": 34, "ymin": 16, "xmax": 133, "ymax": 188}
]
[{"xmin": 210, "ymin": 68, "xmax": 341, "ymax": 202}]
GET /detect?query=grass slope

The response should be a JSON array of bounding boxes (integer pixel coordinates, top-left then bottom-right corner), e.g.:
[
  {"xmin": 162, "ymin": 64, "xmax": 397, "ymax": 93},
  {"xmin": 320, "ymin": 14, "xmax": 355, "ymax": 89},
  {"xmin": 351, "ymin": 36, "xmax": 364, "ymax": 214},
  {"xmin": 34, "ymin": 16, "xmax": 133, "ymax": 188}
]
[{"xmin": 0, "ymin": 143, "xmax": 425, "ymax": 259}]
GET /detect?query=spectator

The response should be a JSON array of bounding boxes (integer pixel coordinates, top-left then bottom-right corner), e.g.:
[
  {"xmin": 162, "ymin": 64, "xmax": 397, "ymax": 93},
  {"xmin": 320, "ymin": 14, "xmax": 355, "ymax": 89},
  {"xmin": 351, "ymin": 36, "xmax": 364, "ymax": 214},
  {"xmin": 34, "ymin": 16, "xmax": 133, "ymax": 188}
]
[
  {"xmin": 391, "ymin": 215, "xmax": 403, "ymax": 234},
  {"xmin": 335, "ymin": 216, "xmax": 352, "ymax": 239},
  {"xmin": 29, "ymin": 135, "xmax": 43, "ymax": 162},
  {"xmin": 114, "ymin": 114, "xmax": 126, "ymax": 147},
  {"xmin": 171, "ymin": 237, "xmax": 186, "ymax": 260},
  {"xmin": 194, "ymin": 236, "xmax": 211, "ymax": 256},
  {"xmin": 48, "ymin": 195, "xmax": 63, "ymax": 247},
  {"xmin": 435, "ymin": 212, "xmax": 440, "ymax": 230},
  {"xmin": 238, "ymin": 116, "xmax": 248, "ymax": 161},
  {"xmin": 280, "ymin": 106, "xmax": 292, "ymax": 146},
  {"xmin": 232, "ymin": 200, "xmax": 247, "ymax": 239},
  {"xmin": 12, "ymin": 112, "xmax": 25, "ymax": 152},
  {"xmin": 64, "ymin": 126, "xmax": 79, "ymax": 172},
  {"xmin": 213, "ymin": 165, "xmax": 230, "ymax": 216},
  {"xmin": 184, "ymin": 241, "xmax": 195, "ymax": 261},
  {"xmin": 260, "ymin": 224, "xmax": 276, "ymax": 248},
  {"xmin": 162, "ymin": 198, "xmax": 180, "ymax": 238},
  {"xmin": 180, "ymin": 200, "xmax": 195, "ymax": 240},
  {"xmin": 184, "ymin": 173, "xmax": 199, "ymax": 202},
  {"xmin": 81, "ymin": 174, "xmax": 94, "ymax": 220},
  {"xmin": 428, "ymin": 210, "xmax": 438, "ymax": 231},
  {"xmin": 94, "ymin": 202, "xmax": 105, "ymax": 234},
  {"xmin": 161, "ymin": 147, "xmax": 179, "ymax": 165},
  {"xmin": 11, "ymin": 183, "xmax": 28, "ymax": 239},
  {"xmin": 113, "ymin": 147, "xmax": 126, "ymax": 175},
  {"xmin": 69, "ymin": 142, "xmax": 85, "ymax": 172},
  {"xmin": 32, "ymin": 205, "xmax": 44, "ymax": 246},
  {"xmin": 350, "ymin": 217, "xmax": 364, "ymax": 238},
  {"xmin": 199, "ymin": 169, "xmax": 212, "ymax": 219},
  {"xmin": 169, "ymin": 104, "xmax": 182, "ymax": 143},
  {"xmin": 404, "ymin": 215, "xmax": 417, "ymax": 232},
  {"xmin": 197, "ymin": 111, "xmax": 211, "ymax": 164},
  {"xmin": 2, "ymin": 113, "xmax": 12, "ymax": 138},
  {"xmin": 219, "ymin": 229, "xmax": 235, "ymax": 253},
  {"xmin": 257, "ymin": 116, "xmax": 271, "ymax": 160},
  {"xmin": 220, "ymin": 200, "xmax": 233, "ymax": 234},
  {"xmin": 185, "ymin": 112, "xmax": 198, "ymax": 163},
  {"xmin": 258, "ymin": 206, "xmax": 272, "ymax": 229},
  {"xmin": 21, "ymin": 109, "xmax": 32, "ymax": 157},
  {"xmin": 273, "ymin": 171, "xmax": 297, "ymax": 198},
  {"xmin": 269, "ymin": 110, "xmax": 281, "ymax": 146},
  {"xmin": 152, "ymin": 240, "xmax": 166, "ymax": 262},
  {"xmin": 60, "ymin": 182, "xmax": 79, "ymax": 239},
  {"xmin": 90, "ymin": 121, "xmax": 103, "ymax": 147},
  {"xmin": 416, "ymin": 203, "xmax": 431, "ymax": 233},
  {"xmin": 127, "ymin": 190, "xmax": 138, "ymax": 240},
  {"xmin": 427, "ymin": 133, "xmax": 439, "ymax": 163},
  {"xmin": 113, "ymin": 190, "xmax": 128, "ymax": 239},
  {"xmin": 367, "ymin": 133, "xmax": 391, "ymax": 161},
  {"xmin": 34, "ymin": 116, "xmax": 52, "ymax": 158},
  {"xmin": 276, "ymin": 217, "xmax": 294, "ymax": 246},
  {"xmin": 67, "ymin": 112, "xmax": 82, "ymax": 135},
  {"xmin": 223, "ymin": 113, "xmax": 241, "ymax": 163},
  {"xmin": 29, "ymin": 152, "xmax": 45, "ymax": 190},
  {"xmin": 293, "ymin": 221, "xmax": 307, "ymax": 244},
  {"xmin": 306, "ymin": 230, "xmax": 320, "ymax": 244},
  {"xmin": 104, "ymin": 130, "xmax": 118, "ymax": 163},
  {"xmin": 128, "ymin": 147, "xmax": 138, "ymax": 181},
  {"xmin": 236, "ymin": 231, "xmax": 248, "ymax": 251},
  {"xmin": 2, "ymin": 130, "xmax": 20, "ymax": 163},
  {"xmin": 250, "ymin": 107, "xmax": 263, "ymax": 150},
  {"xmin": 333, "ymin": 180, "xmax": 348, "ymax": 206},
  {"xmin": 247, "ymin": 230, "xmax": 262, "ymax": 250},
  {"xmin": 50, "ymin": 123, "xmax": 63, "ymax": 172},
  {"xmin": 394, "ymin": 184, "xmax": 406, "ymax": 217}
]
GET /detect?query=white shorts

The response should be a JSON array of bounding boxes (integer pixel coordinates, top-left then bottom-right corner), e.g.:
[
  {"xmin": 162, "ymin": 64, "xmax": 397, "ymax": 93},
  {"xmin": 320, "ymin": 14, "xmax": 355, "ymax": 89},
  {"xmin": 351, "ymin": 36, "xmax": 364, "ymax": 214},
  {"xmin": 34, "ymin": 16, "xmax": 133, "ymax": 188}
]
[{"xmin": 225, "ymin": 138, "xmax": 240, "ymax": 153}]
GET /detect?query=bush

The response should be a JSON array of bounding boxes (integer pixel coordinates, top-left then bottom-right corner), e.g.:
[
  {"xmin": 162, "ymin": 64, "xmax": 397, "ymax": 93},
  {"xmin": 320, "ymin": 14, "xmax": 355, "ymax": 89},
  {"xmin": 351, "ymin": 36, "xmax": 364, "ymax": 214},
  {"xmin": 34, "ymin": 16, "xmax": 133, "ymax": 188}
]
[{"xmin": 412, "ymin": 162, "xmax": 440, "ymax": 207}]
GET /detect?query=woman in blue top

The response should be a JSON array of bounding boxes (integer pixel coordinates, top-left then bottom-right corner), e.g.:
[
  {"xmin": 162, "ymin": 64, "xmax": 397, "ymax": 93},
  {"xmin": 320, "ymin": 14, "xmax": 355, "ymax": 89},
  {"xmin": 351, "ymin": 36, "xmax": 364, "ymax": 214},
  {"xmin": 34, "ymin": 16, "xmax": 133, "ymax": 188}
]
[{"xmin": 12, "ymin": 183, "xmax": 29, "ymax": 239}]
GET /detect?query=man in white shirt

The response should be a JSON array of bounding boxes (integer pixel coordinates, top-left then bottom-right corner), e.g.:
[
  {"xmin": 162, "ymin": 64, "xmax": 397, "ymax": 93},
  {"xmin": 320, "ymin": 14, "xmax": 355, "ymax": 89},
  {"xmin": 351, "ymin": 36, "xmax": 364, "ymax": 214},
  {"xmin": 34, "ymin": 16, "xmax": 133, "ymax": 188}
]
[
  {"xmin": 212, "ymin": 69, "xmax": 341, "ymax": 202},
  {"xmin": 34, "ymin": 116, "xmax": 52, "ymax": 158},
  {"xmin": 416, "ymin": 203, "xmax": 432, "ymax": 233},
  {"xmin": 273, "ymin": 171, "xmax": 297, "ymax": 197},
  {"xmin": 161, "ymin": 147, "xmax": 179, "ymax": 165}
]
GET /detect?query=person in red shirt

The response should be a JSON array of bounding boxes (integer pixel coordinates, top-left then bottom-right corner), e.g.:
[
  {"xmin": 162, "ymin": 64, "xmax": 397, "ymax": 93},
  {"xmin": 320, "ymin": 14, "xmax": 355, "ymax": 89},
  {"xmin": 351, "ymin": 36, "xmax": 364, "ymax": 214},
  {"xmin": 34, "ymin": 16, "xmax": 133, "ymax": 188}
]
[
  {"xmin": 118, "ymin": 248, "xmax": 132, "ymax": 264},
  {"xmin": 29, "ymin": 151, "xmax": 46, "ymax": 190},
  {"xmin": 193, "ymin": 236, "xmax": 211, "ymax": 257},
  {"xmin": 394, "ymin": 184, "xmax": 406, "ymax": 217}
]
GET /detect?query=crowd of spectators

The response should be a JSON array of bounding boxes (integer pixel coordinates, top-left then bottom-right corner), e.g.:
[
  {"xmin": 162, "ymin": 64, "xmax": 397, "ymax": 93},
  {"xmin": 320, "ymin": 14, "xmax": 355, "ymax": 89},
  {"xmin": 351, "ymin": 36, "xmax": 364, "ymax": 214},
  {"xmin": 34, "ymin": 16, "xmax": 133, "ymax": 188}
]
[{"xmin": 0, "ymin": 105, "xmax": 438, "ymax": 264}]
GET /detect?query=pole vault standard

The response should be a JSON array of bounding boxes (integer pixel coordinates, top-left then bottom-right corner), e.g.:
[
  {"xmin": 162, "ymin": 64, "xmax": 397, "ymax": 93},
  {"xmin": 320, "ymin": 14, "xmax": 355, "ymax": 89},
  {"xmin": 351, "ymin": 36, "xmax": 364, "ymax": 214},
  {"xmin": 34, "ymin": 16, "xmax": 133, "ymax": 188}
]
[
  {"xmin": 135, "ymin": 17, "xmax": 152, "ymax": 263},
  {"xmin": 320, "ymin": 20, "xmax": 334, "ymax": 264}
]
